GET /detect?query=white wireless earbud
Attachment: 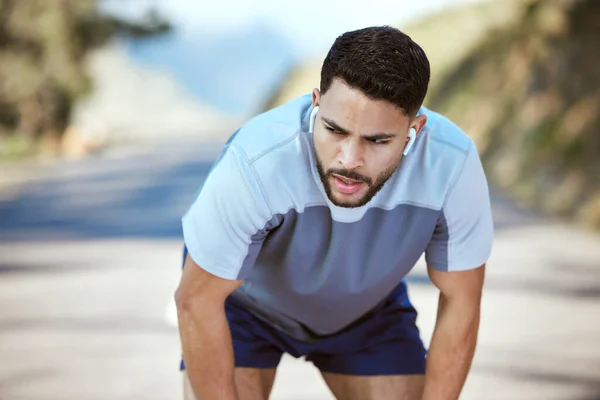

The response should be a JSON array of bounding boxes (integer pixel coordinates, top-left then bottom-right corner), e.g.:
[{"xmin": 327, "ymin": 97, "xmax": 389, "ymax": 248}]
[
  {"xmin": 309, "ymin": 105, "xmax": 319, "ymax": 133},
  {"xmin": 403, "ymin": 128, "xmax": 416, "ymax": 156}
]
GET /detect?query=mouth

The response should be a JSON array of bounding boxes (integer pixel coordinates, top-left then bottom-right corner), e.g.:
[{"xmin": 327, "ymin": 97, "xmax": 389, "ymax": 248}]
[{"xmin": 331, "ymin": 174, "xmax": 365, "ymax": 195}]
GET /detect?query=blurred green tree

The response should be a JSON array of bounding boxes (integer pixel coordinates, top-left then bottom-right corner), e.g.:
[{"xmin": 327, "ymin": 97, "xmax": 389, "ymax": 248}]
[
  {"xmin": 0, "ymin": 0, "xmax": 169, "ymax": 155},
  {"xmin": 428, "ymin": 0, "xmax": 600, "ymax": 228}
]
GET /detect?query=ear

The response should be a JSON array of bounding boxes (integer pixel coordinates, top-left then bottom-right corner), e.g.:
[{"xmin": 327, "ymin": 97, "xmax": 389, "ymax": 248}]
[
  {"xmin": 412, "ymin": 114, "xmax": 428, "ymax": 136},
  {"xmin": 403, "ymin": 128, "xmax": 416, "ymax": 156},
  {"xmin": 312, "ymin": 88, "xmax": 320, "ymax": 108},
  {"xmin": 403, "ymin": 114, "xmax": 428, "ymax": 156}
]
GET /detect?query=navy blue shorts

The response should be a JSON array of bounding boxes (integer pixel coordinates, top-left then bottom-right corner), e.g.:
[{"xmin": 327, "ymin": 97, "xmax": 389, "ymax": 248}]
[{"xmin": 180, "ymin": 246, "xmax": 427, "ymax": 376}]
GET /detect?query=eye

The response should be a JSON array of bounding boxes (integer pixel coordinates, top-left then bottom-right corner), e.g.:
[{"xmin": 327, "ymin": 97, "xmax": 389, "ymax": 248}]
[
  {"xmin": 369, "ymin": 138, "xmax": 390, "ymax": 145},
  {"xmin": 325, "ymin": 126, "xmax": 344, "ymax": 135}
]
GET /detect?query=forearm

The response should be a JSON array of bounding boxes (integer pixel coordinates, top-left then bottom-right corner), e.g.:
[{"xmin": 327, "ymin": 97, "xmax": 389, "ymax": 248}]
[
  {"xmin": 422, "ymin": 294, "xmax": 480, "ymax": 400},
  {"xmin": 178, "ymin": 303, "xmax": 238, "ymax": 400}
]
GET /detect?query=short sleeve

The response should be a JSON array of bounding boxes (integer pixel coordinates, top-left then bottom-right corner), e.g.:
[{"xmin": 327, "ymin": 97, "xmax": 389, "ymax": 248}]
[
  {"xmin": 181, "ymin": 146, "xmax": 272, "ymax": 280},
  {"xmin": 425, "ymin": 142, "xmax": 494, "ymax": 272}
]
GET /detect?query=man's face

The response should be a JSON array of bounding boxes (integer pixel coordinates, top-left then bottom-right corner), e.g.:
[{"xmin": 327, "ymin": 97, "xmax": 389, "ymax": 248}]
[{"xmin": 312, "ymin": 78, "xmax": 424, "ymax": 208}]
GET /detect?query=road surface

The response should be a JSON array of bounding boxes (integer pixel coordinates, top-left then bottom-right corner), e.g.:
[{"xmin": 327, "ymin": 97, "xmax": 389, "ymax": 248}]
[{"xmin": 1, "ymin": 139, "xmax": 599, "ymax": 400}]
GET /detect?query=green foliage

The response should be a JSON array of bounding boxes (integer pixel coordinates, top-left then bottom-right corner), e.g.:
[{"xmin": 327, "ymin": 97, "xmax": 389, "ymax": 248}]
[
  {"xmin": 0, "ymin": 0, "xmax": 170, "ymax": 156},
  {"xmin": 267, "ymin": 0, "xmax": 600, "ymax": 228},
  {"xmin": 427, "ymin": 0, "xmax": 600, "ymax": 229}
]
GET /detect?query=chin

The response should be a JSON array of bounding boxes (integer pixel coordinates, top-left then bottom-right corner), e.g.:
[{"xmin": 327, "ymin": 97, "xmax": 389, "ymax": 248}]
[{"xmin": 330, "ymin": 191, "xmax": 367, "ymax": 208}]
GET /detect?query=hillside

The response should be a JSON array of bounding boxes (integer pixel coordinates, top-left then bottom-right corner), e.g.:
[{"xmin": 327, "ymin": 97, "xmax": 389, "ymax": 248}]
[
  {"xmin": 263, "ymin": 0, "xmax": 522, "ymax": 109},
  {"xmin": 427, "ymin": 0, "xmax": 600, "ymax": 228},
  {"xmin": 264, "ymin": 0, "xmax": 600, "ymax": 230}
]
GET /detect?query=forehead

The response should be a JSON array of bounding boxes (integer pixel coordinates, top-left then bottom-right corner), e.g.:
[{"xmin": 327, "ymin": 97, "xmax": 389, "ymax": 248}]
[{"xmin": 320, "ymin": 78, "xmax": 410, "ymax": 131}]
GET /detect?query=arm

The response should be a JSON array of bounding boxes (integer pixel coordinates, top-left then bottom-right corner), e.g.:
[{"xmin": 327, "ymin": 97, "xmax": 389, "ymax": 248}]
[
  {"xmin": 175, "ymin": 253, "xmax": 243, "ymax": 400},
  {"xmin": 177, "ymin": 146, "xmax": 273, "ymax": 399},
  {"xmin": 423, "ymin": 141, "xmax": 493, "ymax": 399},
  {"xmin": 421, "ymin": 264, "xmax": 485, "ymax": 400}
]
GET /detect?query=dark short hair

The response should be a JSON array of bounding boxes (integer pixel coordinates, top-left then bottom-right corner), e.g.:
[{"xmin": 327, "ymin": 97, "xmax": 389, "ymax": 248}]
[{"xmin": 320, "ymin": 26, "xmax": 430, "ymax": 116}]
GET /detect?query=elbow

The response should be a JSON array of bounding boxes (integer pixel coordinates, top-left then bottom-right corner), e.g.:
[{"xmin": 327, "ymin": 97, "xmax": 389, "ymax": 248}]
[
  {"xmin": 174, "ymin": 284, "xmax": 195, "ymax": 315},
  {"xmin": 174, "ymin": 283, "xmax": 223, "ymax": 320},
  {"xmin": 174, "ymin": 285, "xmax": 205, "ymax": 331}
]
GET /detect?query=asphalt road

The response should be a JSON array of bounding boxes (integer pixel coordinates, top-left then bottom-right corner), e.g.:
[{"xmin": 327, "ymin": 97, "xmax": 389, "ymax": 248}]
[{"xmin": 1, "ymin": 139, "xmax": 599, "ymax": 400}]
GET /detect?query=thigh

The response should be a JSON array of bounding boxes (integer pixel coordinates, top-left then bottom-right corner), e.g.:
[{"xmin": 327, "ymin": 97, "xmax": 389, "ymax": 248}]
[
  {"xmin": 321, "ymin": 372, "xmax": 424, "ymax": 400},
  {"xmin": 307, "ymin": 285, "xmax": 427, "ymax": 377},
  {"xmin": 306, "ymin": 282, "xmax": 427, "ymax": 398},
  {"xmin": 180, "ymin": 292, "xmax": 284, "ymax": 399},
  {"xmin": 183, "ymin": 368, "xmax": 277, "ymax": 400},
  {"xmin": 307, "ymin": 335, "xmax": 426, "ymax": 377},
  {"xmin": 234, "ymin": 368, "xmax": 278, "ymax": 400}
]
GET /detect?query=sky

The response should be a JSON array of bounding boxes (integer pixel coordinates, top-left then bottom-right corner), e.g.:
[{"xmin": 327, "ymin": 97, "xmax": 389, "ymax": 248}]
[{"xmin": 100, "ymin": 0, "xmax": 489, "ymax": 57}]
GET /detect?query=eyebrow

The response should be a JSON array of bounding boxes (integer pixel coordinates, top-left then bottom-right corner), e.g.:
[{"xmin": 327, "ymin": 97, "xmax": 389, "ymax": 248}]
[{"xmin": 321, "ymin": 116, "xmax": 398, "ymax": 141}]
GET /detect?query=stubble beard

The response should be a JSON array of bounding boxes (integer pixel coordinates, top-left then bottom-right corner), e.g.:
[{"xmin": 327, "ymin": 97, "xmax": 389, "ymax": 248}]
[{"xmin": 315, "ymin": 153, "xmax": 401, "ymax": 208}]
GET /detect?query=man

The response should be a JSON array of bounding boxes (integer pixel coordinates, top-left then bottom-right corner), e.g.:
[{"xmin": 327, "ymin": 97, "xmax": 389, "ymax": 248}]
[{"xmin": 175, "ymin": 25, "xmax": 493, "ymax": 400}]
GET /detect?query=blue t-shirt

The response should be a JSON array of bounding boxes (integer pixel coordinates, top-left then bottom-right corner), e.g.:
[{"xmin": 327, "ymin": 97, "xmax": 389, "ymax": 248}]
[{"xmin": 182, "ymin": 94, "xmax": 493, "ymax": 341}]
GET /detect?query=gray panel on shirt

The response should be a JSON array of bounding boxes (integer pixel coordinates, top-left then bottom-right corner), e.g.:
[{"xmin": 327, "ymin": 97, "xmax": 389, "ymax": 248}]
[{"xmin": 233, "ymin": 203, "xmax": 441, "ymax": 341}]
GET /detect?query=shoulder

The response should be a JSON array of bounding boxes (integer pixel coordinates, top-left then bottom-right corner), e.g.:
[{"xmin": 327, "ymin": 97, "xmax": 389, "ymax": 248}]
[
  {"xmin": 225, "ymin": 94, "xmax": 313, "ymax": 163},
  {"xmin": 211, "ymin": 94, "xmax": 316, "ymax": 213},
  {"xmin": 387, "ymin": 107, "xmax": 481, "ymax": 211},
  {"xmin": 419, "ymin": 106, "xmax": 474, "ymax": 156},
  {"xmin": 419, "ymin": 108, "xmax": 489, "ymax": 205}
]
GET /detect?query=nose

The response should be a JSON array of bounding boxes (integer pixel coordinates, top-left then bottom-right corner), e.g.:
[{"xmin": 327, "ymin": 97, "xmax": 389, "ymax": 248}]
[{"xmin": 337, "ymin": 139, "xmax": 363, "ymax": 169}]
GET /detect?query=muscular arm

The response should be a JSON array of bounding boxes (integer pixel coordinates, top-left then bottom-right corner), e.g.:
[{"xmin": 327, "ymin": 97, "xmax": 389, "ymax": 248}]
[
  {"xmin": 175, "ymin": 254, "xmax": 243, "ymax": 400},
  {"xmin": 421, "ymin": 264, "xmax": 485, "ymax": 400}
]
